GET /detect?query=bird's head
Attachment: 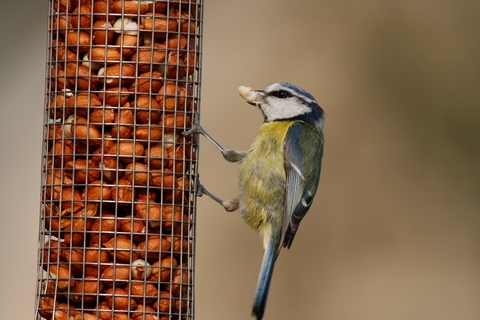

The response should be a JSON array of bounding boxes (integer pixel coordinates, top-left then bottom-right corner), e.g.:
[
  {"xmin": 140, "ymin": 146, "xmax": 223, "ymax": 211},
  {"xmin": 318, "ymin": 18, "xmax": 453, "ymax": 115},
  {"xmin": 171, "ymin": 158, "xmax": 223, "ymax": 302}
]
[{"xmin": 239, "ymin": 82, "xmax": 324, "ymax": 129}]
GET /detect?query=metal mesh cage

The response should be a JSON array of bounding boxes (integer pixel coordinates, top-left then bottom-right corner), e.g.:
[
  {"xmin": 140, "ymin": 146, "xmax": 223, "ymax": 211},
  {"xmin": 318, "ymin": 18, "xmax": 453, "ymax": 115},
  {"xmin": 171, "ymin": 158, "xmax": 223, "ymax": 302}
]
[{"xmin": 36, "ymin": 1, "xmax": 202, "ymax": 319}]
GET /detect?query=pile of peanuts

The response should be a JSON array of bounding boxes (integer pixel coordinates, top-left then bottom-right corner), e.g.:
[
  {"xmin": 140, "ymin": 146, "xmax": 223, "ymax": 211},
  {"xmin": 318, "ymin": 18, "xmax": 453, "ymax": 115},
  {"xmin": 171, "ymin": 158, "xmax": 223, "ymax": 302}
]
[{"xmin": 38, "ymin": 1, "xmax": 200, "ymax": 319}]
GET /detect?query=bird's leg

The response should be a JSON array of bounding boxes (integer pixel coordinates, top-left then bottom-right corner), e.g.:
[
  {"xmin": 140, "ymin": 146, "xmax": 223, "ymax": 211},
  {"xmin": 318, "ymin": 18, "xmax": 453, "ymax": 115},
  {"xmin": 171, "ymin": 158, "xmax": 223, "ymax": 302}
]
[
  {"xmin": 195, "ymin": 179, "xmax": 239, "ymax": 212},
  {"xmin": 183, "ymin": 121, "xmax": 246, "ymax": 163},
  {"xmin": 184, "ymin": 116, "xmax": 242, "ymax": 212}
]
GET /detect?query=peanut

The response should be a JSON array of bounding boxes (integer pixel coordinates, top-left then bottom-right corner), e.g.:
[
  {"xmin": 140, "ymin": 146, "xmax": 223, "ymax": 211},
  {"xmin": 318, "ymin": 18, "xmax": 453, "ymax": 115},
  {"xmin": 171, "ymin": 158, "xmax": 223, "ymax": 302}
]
[{"xmin": 40, "ymin": 1, "xmax": 199, "ymax": 317}]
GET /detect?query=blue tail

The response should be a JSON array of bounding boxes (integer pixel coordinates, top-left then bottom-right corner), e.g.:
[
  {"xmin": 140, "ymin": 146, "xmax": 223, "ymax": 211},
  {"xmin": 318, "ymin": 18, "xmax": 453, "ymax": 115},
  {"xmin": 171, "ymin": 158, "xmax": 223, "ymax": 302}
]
[{"xmin": 252, "ymin": 236, "xmax": 280, "ymax": 320}]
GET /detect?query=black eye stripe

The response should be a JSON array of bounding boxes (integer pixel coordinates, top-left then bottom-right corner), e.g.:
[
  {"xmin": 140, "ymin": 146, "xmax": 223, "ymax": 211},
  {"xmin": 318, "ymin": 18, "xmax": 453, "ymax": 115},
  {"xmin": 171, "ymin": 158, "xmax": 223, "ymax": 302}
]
[{"xmin": 269, "ymin": 90, "xmax": 293, "ymax": 99}]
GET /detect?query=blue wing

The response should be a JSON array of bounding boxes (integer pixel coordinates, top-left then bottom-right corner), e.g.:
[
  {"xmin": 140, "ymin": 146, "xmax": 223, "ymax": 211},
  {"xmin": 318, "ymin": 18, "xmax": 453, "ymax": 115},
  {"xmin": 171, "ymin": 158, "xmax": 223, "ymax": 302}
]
[{"xmin": 282, "ymin": 122, "xmax": 323, "ymax": 249}]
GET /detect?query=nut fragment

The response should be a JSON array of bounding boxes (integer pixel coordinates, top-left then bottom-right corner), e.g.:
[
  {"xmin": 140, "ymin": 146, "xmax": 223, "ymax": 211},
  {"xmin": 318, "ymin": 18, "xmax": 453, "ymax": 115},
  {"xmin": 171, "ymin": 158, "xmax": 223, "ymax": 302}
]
[
  {"xmin": 82, "ymin": 179, "xmax": 112, "ymax": 201},
  {"xmin": 174, "ymin": 10, "xmax": 197, "ymax": 33},
  {"xmin": 49, "ymin": 139, "xmax": 74, "ymax": 167},
  {"xmin": 135, "ymin": 125, "xmax": 163, "ymax": 142},
  {"xmin": 52, "ymin": 303, "xmax": 71, "ymax": 320},
  {"xmin": 140, "ymin": 13, "xmax": 178, "ymax": 35},
  {"xmin": 66, "ymin": 92, "xmax": 102, "ymax": 116},
  {"xmin": 131, "ymin": 44, "xmax": 166, "ymax": 72},
  {"xmin": 161, "ymin": 205, "xmax": 184, "ymax": 232},
  {"xmin": 145, "ymin": 144, "xmax": 165, "ymax": 169},
  {"xmin": 150, "ymin": 168, "xmax": 174, "ymax": 188},
  {"xmin": 134, "ymin": 94, "xmax": 161, "ymax": 124},
  {"xmin": 166, "ymin": 268, "xmax": 190, "ymax": 297},
  {"xmin": 72, "ymin": 275, "xmax": 105, "ymax": 303},
  {"xmin": 111, "ymin": 107, "xmax": 135, "ymax": 139},
  {"xmin": 167, "ymin": 34, "xmax": 188, "ymax": 50},
  {"xmin": 130, "ymin": 70, "xmax": 163, "ymax": 93},
  {"xmin": 42, "ymin": 239, "xmax": 65, "ymax": 270},
  {"xmin": 58, "ymin": 186, "xmax": 83, "ymax": 211},
  {"xmin": 89, "ymin": 107, "xmax": 115, "ymax": 125},
  {"xmin": 99, "ymin": 63, "xmax": 136, "ymax": 87},
  {"xmin": 238, "ymin": 85, "xmax": 261, "ymax": 103},
  {"xmin": 50, "ymin": 65, "xmax": 71, "ymax": 91},
  {"xmin": 129, "ymin": 282, "xmax": 159, "ymax": 304},
  {"xmin": 167, "ymin": 144, "xmax": 193, "ymax": 172},
  {"xmin": 110, "ymin": 177, "xmax": 133, "ymax": 204},
  {"xmin": 94, "ymin": 301, "xmax": 113, "ymax": 320},
  {"xmin": 103, "ymin": 236, "xmax": 139, "ymax": 263},
  {"xmin": 138, "ymin": 235, "xmax": 170, "ymax": 261},
  {"xmin": 61, "ymin": 247, "xmax": 84, "ymax": 276},
  {"xmin": 62, "ymin": 213, "xmax": 93, "ymax": 246},
  {"xmin": 51, "ymin": 39, "xmax": 78, "ymax": 63},
  {"xmin": 165, "ymin": 235, "xmax": 190, "ymax": 257},
  {"xmin": 49, "ymin": 264, "xmax": 76, "ymax": 291},
  {"xmin": 98, "ymin": 86, "xmax": 131, "ymax": 106},
  {"xmin": 73, "ymin": 313, "xmax": 97, "ymax": 320},
  {"xmin": 38, "ymin": 296, "xmax": 58, "ymax": 319},
  {"xmin": 131, "ymin": 305, "xmax": 158, "ymax": 320},
  {"xmin": 70, "ymin": 117, "xmax": 103, "ymax": 145},
  {"xmin": 66, "ymin": 30, "xmax": 91, "ymax": 52},
  {"xmin": 152, "ymin": 291, "xmax": 172, "ymax": 313},
  {"xmin": 92, "ymin": 20, "xmax": 115, "ymax": 45},
  {"xmin": 64, "ymin": 159, "xmax": 100, "ymax": 183},
  {"xmin": 70, "ymin": 5, "xmax": 93, "ymax": 29},
  {"xmin": 110, "ymin": 1, "xmax": 148, "ymax": 15},
  {"xmin": 125, "ymin": 162, "xmax": 149, "ymax": 185},
  {"xmin": 84, "ymin": 244, "xmax": 110, "ymax": 277},
  {"xmin": 131, "ymin": 258, "xmax": 152, "ymax": 280},
  {"xmin": 51, "ymin": 14, "xmax": 70, "ymax": 36},
  {"xmin": 105, "ymin": 287, "xmax": 137, "ymax": 311},
  {"xmin": 134, "ymin": 199, "xmax": 161, "ymax": 228},
  {"xmin": 44, "ymin": 170, "xmax": 72, "ymax": 200},
  {"xmin": 112, "ymin": 18, "xmax": 138, "ymax": 35},
  {"xmin": 160, "ymin": 112, "xmax": 191, "ymax": 133},
  {"xmin": 157, "ymin": 81, "xmax": 186, "ymax": 110},
  {"xmin": 100, "ymin": 265, "xmax": 131, "ymax": 287},
  {"xmin": 164, "ymin": 52, "xmax": 186, "ymax": 78},
  {"xmin": 120, "ymin": 140, "xmax": 145, "ymax": 163},
  {"xmin": 89, "ymin": 212, "xmax": 119, "ymax": 246},
  {"xmin": 116, "ymin": 34, "xmax": 139, "ymax": 57},
  {"xmin": 150, "ymin": 256, "xmax": 178, "ymax": 282},
  {"xmin": 90, "ymin": 46, "xmax": 121, "ymax": 63},
  {"xmin": 48, "ymin": 91, "xmax": 73, "ymax": 119},
  {"xmin": 119, "ymin": 215, "xmax": 146, "ymax": 242}
]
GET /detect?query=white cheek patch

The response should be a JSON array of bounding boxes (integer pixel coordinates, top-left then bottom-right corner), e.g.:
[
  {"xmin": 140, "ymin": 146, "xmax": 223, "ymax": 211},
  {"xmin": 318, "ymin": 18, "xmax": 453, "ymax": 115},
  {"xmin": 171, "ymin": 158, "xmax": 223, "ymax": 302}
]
[{"xmin": 262, "ymin": 98, "xmax": 311, "ymax": 122}]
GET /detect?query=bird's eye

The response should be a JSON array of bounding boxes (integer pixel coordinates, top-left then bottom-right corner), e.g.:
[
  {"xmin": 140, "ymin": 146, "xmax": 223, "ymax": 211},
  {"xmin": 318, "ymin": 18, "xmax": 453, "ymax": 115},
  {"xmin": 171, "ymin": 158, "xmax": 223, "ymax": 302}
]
[{"xmin": 271, "ymin": 90, "xmax": 292, "ymax": 99}]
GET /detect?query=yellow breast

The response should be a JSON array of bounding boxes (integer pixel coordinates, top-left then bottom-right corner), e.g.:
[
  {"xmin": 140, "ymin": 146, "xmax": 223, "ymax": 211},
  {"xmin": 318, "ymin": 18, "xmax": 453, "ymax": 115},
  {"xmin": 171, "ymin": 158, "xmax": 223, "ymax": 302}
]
[{"xmin": 238, "ymin": 121, "xmax": 295, "ymax": 231}]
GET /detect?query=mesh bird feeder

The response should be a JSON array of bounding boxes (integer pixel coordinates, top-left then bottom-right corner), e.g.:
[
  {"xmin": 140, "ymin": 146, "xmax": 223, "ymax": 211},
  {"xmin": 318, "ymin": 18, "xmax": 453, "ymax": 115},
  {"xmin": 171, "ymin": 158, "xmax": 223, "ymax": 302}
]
[{"xmin": 35, "ymin": 1, "xmax": 202, "ymax": 319}]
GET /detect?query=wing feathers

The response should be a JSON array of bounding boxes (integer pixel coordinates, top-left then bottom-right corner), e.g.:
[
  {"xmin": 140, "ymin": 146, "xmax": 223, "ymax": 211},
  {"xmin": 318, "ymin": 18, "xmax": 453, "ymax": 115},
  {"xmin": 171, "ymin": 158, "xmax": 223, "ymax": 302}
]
[{"xmin": 282, "ymin": 122, "xmax": 322, "ymax": 249}]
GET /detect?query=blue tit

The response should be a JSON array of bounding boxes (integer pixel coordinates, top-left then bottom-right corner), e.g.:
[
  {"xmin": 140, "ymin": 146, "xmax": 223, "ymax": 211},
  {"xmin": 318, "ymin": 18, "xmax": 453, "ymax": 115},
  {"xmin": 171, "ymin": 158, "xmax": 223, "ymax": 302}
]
[{"xmin": 183, "ymin": 82, "xmax": 324, "ymax": 320}]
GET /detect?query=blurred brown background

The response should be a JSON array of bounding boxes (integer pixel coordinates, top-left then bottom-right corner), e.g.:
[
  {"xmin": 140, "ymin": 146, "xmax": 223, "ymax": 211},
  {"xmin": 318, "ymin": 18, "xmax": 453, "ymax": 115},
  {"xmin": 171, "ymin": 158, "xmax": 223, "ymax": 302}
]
[{"xmin": 1, "ymin": 1, "xmax": 479, "ymax": 319}]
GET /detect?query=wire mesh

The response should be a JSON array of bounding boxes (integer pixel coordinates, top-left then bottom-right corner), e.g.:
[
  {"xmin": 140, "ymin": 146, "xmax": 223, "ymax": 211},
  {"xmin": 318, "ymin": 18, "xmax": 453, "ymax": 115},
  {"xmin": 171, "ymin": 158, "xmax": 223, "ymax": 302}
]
[{"xmin": 36, "ymin": 1, "xmax": 202, "ymax": 319}]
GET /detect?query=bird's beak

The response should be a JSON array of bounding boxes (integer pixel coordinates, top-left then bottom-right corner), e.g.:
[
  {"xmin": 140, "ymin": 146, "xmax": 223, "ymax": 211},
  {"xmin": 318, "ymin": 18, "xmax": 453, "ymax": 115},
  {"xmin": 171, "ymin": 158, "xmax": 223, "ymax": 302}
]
[
  {"xmin": 238, "ymin": 86, "xmax": 265, "ymax": 107},
  {"xmin": 247, "ymin": 90, "xmax": 264, "ymax": 107}
]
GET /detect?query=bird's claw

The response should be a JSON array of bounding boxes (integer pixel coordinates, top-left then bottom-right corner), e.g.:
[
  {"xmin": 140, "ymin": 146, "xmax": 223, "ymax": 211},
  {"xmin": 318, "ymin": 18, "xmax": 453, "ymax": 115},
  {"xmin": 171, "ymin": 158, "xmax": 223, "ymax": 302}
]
[
  {"xmin": 182, "ymin": 114, "xmax": 202, "ymax": 136},
  {"xmin": 182, "ymin": 125, "xmax": 203, "ymax": 137},
  {"xmin": 195, "ymin": 181, "xmax": 206, "ymax": 197}
]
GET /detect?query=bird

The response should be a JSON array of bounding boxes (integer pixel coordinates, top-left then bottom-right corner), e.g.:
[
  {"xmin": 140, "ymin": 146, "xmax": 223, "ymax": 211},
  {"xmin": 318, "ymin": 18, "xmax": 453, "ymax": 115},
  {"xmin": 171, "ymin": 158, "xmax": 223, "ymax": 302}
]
[{"xmin": 183, "ymin": 82, "xmax": 325, "ymax": 319}]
